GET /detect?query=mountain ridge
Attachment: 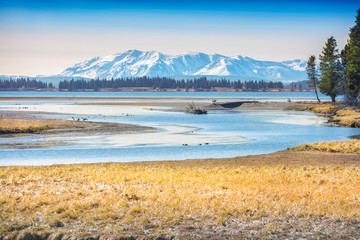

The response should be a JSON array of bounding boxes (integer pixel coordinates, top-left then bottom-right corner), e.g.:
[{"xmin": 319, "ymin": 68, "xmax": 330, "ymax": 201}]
[{"xmin": 57, "ymin": 50, "xmax": 307, "ymax": 82}]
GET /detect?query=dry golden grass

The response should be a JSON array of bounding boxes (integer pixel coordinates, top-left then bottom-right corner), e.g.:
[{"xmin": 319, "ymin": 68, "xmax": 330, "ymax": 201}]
[
  {"xmin": 291, "ymin": 140, "xmax": 360, "ymax": 153},
  {"xmin": 1, "ymin": 162, "xmax": 360, "ymax": 236},
  {"xmin": 289, "ymin": 103, "xmax": 339, "ymax": 114},
  {"xmin": 0, "ymin": 117, "xmax": 50, "ymax": 133},
  {"xmin": 333, "ymin": 108, "xmax": 360, "ymax": 128},
  {"xmin": 290, "ymin": 104, "xmax": 360, "ymax": 128},
  {"xmin": 0, "ymin": 117, "xmax": 153, "ymax": 138},
  {"xmin": 0, "ymin": 117, "xmax": 82, "ymax": 134}
]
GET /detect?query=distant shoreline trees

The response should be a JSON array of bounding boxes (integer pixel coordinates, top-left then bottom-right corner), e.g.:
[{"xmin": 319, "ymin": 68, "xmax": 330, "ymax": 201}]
[
  {"xmin": 57, "ymin": 77, "xmax": 284, "ymax": 91},
  {"xmin": 0, "ymin": 78, "xmax": 53, "ymax": 89},
  {"xmin": 0, "ymin": 77, "xmax": 288, "ymax": 92}
]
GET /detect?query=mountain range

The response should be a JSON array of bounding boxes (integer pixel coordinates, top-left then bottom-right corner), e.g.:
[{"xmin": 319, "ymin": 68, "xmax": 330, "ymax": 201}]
[
  {"xmin": 57, "ymin": 50, "xmax": 307, "ymax": 82},
  {"xmin": 1, "ymin": 50, "xmax": 308, "ymax": 83}
]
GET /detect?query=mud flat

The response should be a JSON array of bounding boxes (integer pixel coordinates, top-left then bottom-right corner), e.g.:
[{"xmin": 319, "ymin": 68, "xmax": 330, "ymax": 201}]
[
  {"xmin": 0, "ymin": 116, "xmax": 155, "ymax": 149},
  {"xmin": 75, "ymin": 99, "xmax": 304, "ymax": 112}
]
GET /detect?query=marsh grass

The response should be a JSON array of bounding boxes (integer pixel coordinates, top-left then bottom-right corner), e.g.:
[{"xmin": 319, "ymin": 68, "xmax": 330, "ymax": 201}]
[
  {"xmin": 0, "ymin": 117, "xmax": 86, "ymax": 134},
  {"xmin": 1, "ymin": 163, "xmax": 360, "ymax": 236},
  {"xmin": 289, "ymin": 103, "xmax": 339, "ymax": 114},
  {"xmin": 290, "ymin": 104, "xmax": 360, "ymax": 127},
  {"xmin": 291, "ymin": 140, "xmax": 360, "ymax": 153},
  {"xmin": 333, "ymin": 108, "xmax": 360, "ymax": 128}
]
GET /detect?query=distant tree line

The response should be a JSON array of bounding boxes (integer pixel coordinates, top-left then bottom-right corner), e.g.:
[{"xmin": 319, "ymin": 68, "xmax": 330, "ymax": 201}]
[
  {"xmin": 306, "ymin": 9, "xmax": 360, "ymax": 105},
  {"xmin": 58, "ymin": 77, "xmax": 284, "ymax": 91},
  {"xmin": 289, "ymin": 82, "xmax": 305, "ymax": 90},
  {"xmin": 0, "ymin": 78, "xmax": 53, "ymax": 89}
]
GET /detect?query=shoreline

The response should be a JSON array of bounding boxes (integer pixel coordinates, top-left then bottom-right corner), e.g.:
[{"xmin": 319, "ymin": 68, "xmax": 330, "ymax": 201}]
[{"xmin": 0, "ymin": 115, "xmax": 156, "ymax": 149}]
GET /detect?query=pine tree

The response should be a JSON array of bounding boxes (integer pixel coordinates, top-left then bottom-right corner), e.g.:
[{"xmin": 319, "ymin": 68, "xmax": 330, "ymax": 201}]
[
  {"xmin": 306, "ymin": 55, "xmax": 321, "ymax": 103},
  {"xmin": 344, "ymin": 9, "xmax": 360, "ymax": 105},
  {"xmin": 318, "ymin": 36, "xmax": 342, "ymax": 102}
]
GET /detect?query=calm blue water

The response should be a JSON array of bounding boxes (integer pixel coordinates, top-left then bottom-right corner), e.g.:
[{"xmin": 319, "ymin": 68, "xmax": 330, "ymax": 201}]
[
  {"xmin": 0, "ymin": 104, "xmax": 359, "ymax": 166},
  {"xmin": 0, "ymin": 92, "xmax": 356, "ymax": 166},
  {"xmin": 0, "ymin": 90, "xmax": 333, "ymax": 100}
]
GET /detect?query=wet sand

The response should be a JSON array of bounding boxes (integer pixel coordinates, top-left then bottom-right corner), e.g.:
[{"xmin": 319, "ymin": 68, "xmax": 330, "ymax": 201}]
[
  {"xmin": 0, "ymin": 96, "xmax": 306, "ymax": 111},
  {"xmin": 0, "ymin": 115, "xmax": 155, "ymax": 149},
  {"xmin": 76, "ymin": 100, "xmax": 304, "ymax": 111}
]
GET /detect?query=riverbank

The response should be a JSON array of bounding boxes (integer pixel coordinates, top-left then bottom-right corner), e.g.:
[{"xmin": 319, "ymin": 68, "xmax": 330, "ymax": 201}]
[
  {"xmin": 290, "ymin": 103, "xmax": 360, "ymax": 128},
  {"xmin": 0, "ymin": 150, "xmax": 359, "ymax": 240},
  {"xmin": 0, "ymin": 116, "xmax": 155, "ymax": 149},
  {"xmin": 0, "ymin": 116, "xmax": 154, "ymax": 136}
]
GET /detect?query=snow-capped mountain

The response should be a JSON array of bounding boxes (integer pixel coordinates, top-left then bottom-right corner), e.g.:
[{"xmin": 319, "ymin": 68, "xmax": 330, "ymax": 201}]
[{"xmin": 58, "ymin": 50, "xmax": 307, "ymax": 81}]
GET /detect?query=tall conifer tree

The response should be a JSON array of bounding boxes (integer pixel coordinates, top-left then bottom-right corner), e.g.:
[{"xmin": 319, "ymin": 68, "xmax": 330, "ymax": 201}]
[
  {"xmin": 345, "ymin": 9, "xmax": 360, "ymax": 105},
  {"xmin": 306, "ymin": 55, "xmax": 321, "ymax": 103},
  {"xmin": 319, "ymin": 36, "xmax": 342, "ymax": 102}
]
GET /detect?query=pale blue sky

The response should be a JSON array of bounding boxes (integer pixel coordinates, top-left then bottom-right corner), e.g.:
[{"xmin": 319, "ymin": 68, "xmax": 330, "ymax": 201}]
[{"xmin": 0, "ymin": 0, "xmax": 358, "ymax": 76}]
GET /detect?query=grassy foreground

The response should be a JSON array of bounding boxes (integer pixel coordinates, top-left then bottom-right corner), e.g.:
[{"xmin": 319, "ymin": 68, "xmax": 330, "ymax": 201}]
[{"xmin": 1, "ymin": 157, "xmax": 360, "ymax": 239}]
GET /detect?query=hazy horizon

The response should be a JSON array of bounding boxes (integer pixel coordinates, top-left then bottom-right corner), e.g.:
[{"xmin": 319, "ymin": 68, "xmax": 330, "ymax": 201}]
[{"xmin": 0, "ymin": 0, "xmax": 358, "ymax": 76}]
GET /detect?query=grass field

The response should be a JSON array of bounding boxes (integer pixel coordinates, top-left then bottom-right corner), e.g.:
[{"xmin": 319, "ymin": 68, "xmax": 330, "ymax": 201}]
[{"xmin": 1, "ymin": 158, "xmax": 360, "ymax": 239}]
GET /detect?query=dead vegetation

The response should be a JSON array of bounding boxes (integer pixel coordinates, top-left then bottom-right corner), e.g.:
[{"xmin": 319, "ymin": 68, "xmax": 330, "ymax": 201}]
[
  {"xmin": 1, "ymin": 155, "xmax": 360, "ymax": 239},
  {"xmin": 0, "ymin": 116, "xmax": 154, "ymax": 138},
  {"xmin": 333, "ymin": 108, "xmax": 360, "ymax": 128},
  {"xmin": 0, "ymin": 117, "xmax": 54, "ymax": 134},
  {"xmin": 289, "ymin": 103, "xmax": 360, "ymax": 127},
  {"xmin": 291, "ymin": 139, "xmax": 360, "ymax": 153},
  {"xmin": 289, "ymin": 103, "xmax": 339, "ymax": 114},
  {"xmin": 185, "ymin": 102, "xmax": 208, "ymax": 114},
  {"xmin": 0, "ymin": 117, "xmax": 85, "ymax": 134}
]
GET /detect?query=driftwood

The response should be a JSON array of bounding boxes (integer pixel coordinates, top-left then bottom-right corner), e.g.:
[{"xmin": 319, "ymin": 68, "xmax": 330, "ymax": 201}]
[{"xmin": 185, "ymin": 102, "xmax": 208, "ymax": 114}]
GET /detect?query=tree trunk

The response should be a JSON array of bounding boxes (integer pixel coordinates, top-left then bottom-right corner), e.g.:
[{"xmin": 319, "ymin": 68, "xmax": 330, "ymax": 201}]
[
  {"xmin": 331, "ymin": 95, "xmax": 336, "ymax": 103},
  {"xmin": 314, "ymin": 85, "xmax": 321, "ymax": 103}
]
